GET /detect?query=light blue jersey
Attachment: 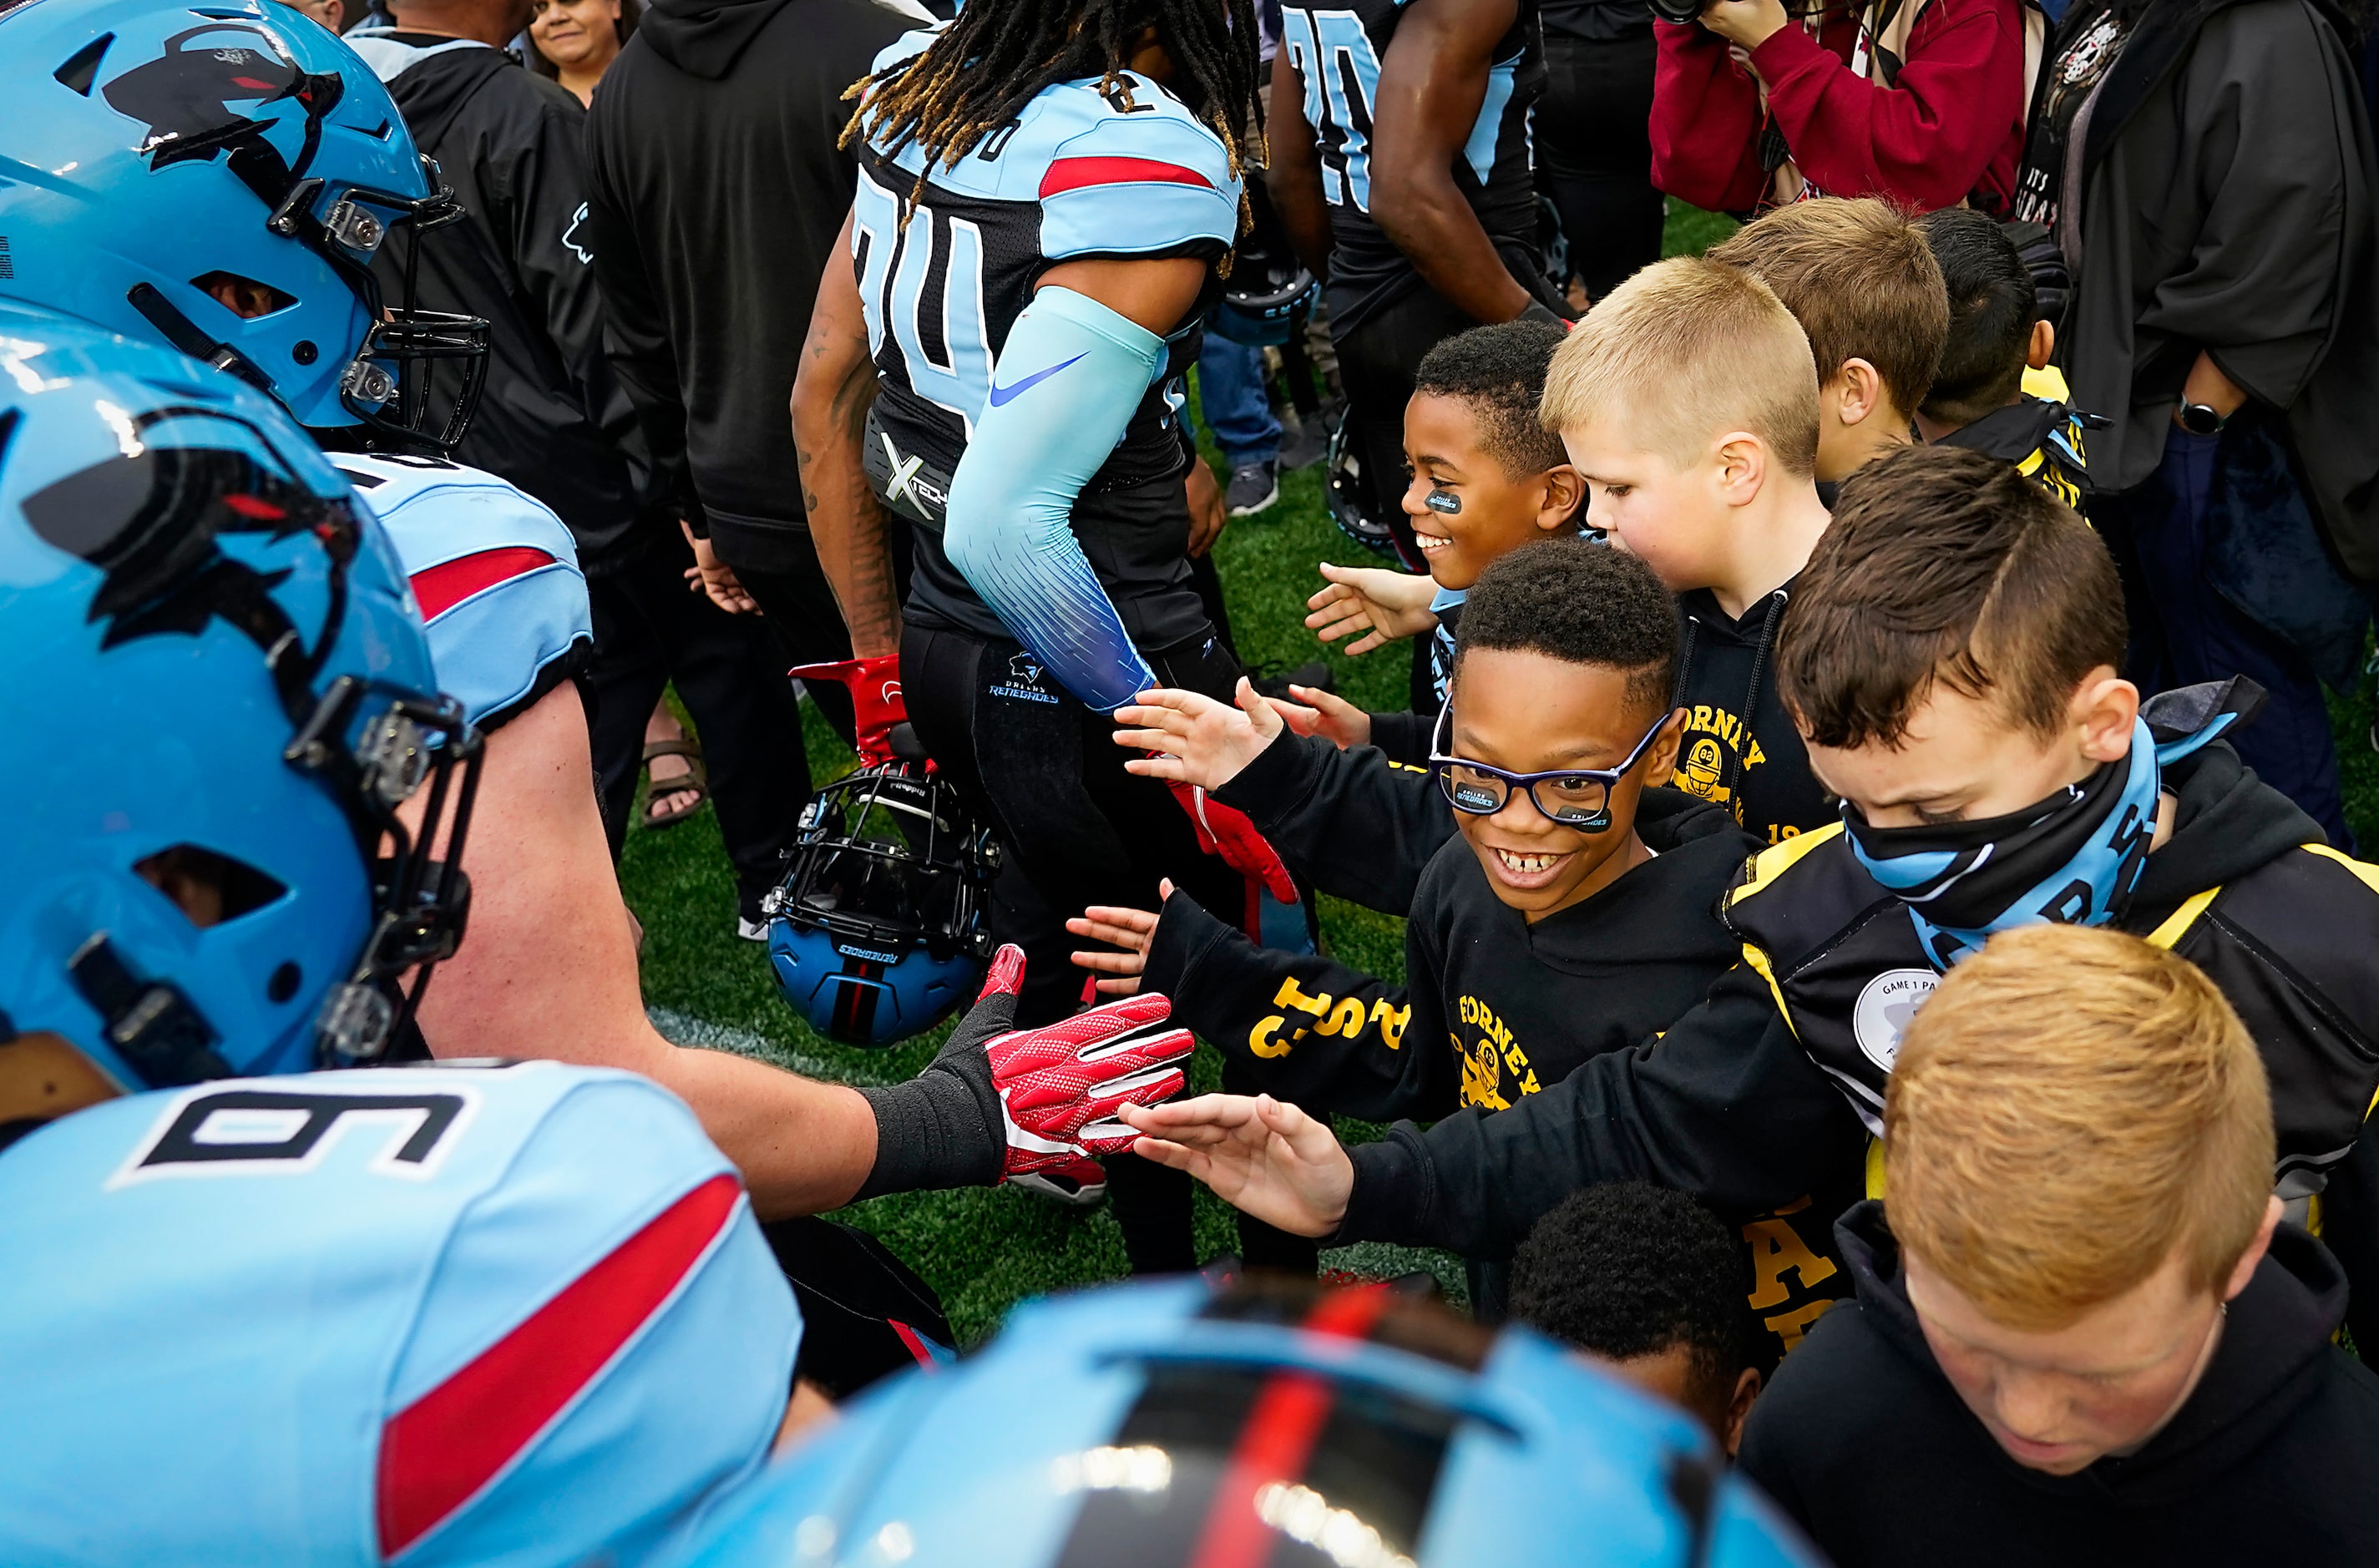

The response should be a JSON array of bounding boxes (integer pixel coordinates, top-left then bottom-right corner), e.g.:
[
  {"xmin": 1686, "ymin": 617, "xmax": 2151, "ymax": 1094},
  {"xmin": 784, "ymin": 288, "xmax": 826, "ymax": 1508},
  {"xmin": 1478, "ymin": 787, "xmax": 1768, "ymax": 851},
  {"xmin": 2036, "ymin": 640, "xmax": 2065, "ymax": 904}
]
[
  {"xmin": 856, "ymin": 25, "xmax": 1243, "ymax": 706},
  {"xmin": 0, "ymin": 1061, "xmax": 798, "ymax": 1567},
  {"xmin": 332, "ymin": 453, "xmax": 595, "ymax": 732}
]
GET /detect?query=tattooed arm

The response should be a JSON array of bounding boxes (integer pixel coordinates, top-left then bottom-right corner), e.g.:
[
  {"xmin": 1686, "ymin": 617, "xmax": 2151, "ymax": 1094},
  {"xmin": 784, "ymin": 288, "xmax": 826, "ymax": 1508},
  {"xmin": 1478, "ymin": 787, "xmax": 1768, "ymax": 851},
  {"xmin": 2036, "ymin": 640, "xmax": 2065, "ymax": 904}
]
[{"xmin": 792, "ymin": 209, "xmax": 904, "ymax": 660}]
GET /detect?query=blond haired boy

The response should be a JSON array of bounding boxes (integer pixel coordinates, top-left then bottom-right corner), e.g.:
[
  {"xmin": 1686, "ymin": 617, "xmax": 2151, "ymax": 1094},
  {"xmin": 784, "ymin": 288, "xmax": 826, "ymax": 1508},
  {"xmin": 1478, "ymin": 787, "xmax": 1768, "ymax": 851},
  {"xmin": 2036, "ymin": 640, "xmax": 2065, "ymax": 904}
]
[
  {"xmin": 1541, "ymin": 254, "xmax": 1837, "ymax": 845},
  {"xmin": 1738, "ymin": 925, "xmax": 2379, "ymax": 1564},
  {"xmin": 1707, "ymin": 198, "xmax": 1949, "ymax": 483}
]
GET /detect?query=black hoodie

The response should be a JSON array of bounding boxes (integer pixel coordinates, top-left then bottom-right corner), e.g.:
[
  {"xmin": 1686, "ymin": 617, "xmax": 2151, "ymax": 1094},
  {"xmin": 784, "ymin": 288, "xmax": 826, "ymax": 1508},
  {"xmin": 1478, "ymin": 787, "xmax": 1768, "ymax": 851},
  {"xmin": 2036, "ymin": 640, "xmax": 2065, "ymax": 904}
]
[
  {"xmin": 1667, "ymin": 581, "xmax": 1827, "ymax": 850},
  {"xmin": 1331, "ymin": 726, "xmax": 2379, "ymax": 1354},
  {"xmin": 348, "ymin": 32, "xmax": 655, "ymax": 569},
  {"xmin": 1213, "ymin": 581, "xmax": 1830, "ymax": 917},
  {"xmin": 1739, "ymin": 1203, "xmax": 2379, "ymax": 1565},
  {"xmin": 582, "ymin": 0, "xmax": 926, "ymax": 566},
  {"xmin": 1141, "ymin": 790, "xmax": 1754, "ymax": 1120}
]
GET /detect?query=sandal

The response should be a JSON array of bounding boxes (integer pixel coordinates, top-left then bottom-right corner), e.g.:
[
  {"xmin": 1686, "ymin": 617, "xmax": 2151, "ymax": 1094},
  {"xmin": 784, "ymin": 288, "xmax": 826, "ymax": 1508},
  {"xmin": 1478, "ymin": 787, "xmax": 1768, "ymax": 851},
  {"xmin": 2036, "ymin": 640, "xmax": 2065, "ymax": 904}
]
[{"xmin": 640, "ymin": 739, "xmax": 709, "ymax": 829}]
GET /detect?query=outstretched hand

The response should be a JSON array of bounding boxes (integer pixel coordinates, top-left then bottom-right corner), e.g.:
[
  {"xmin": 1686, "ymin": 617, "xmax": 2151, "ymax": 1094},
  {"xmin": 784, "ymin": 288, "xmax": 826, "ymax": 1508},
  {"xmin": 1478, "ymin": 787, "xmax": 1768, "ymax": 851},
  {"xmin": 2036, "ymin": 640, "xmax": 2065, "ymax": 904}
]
[
  {"xmin": 1305, "ymin": 563, "xmax": 1440, "ymax": 655},
  {"xmin": 1264, "ymin": 682, "xmax": 1371, "ymax": 751},
  {"xmin": 1066, "ymin": 879, "xmax": 1173, "ymax": 996},
  {"xmin": 1121, "ymin": 1093, "xmax": 1354, "ymax": 1238},
  {"xmin": 1115, "ymin": 679, "xmax": 1283, "ymax": 792}
]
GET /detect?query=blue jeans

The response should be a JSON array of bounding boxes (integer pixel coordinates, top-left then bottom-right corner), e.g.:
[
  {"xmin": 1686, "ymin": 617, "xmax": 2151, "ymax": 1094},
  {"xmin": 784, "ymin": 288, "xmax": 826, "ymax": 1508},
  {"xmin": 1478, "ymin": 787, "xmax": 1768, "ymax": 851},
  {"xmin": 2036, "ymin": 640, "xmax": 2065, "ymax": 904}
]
[
  {"xmin": 1196, "ymin": 334, "xmax": 1280, "ymax": 468},
  {"xmin": 2124, "ymin": 419, "xmax": 2358, "ymax": 850}
]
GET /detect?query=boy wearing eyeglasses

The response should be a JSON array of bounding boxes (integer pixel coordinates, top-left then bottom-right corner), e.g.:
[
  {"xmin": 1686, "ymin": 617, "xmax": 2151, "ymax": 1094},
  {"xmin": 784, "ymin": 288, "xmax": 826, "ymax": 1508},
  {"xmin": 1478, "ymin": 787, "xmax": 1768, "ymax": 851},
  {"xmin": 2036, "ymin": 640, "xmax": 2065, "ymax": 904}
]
[{"xmin": 1071, "ymin": 540, "xmax": 1754, "ymax": 1314}]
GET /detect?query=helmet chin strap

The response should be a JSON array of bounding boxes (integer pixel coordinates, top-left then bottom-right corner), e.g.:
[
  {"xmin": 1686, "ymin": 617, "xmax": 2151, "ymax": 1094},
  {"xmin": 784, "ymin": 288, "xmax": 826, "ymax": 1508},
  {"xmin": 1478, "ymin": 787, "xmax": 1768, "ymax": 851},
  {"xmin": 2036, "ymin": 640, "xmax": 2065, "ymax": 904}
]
[
  {"xmin": 66, "ymin": 933, "xmax": 233, "ymax": 1090},
  {"xmin": 124, "ymin": 283, "xmax": 278, "ymax": 397}
]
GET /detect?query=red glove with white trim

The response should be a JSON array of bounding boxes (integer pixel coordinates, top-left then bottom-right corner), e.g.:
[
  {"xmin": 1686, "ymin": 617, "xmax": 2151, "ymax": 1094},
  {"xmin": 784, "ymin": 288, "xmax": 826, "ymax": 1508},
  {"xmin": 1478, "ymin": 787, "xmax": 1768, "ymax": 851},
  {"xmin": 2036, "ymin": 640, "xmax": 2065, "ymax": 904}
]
[
  {"xmin": 1166, "ymin": 780, "xmax": 1299, "ymax": 905},
  {"xmin": 857, "ymin": 944, "xmax": 1193, "ymax": 1195},
  {"xmin": 792, "ymin": 655, "xmax": 906, "ymax": 768}
]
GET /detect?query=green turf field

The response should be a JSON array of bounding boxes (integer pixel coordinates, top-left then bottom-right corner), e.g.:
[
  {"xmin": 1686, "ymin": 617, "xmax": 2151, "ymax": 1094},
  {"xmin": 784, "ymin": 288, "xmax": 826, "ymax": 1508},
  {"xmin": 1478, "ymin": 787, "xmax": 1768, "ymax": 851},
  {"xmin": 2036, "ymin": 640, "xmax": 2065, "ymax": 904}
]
[{"xmin": 619, "ymin": 202, "xmax": 2379, "ymax": 1347}]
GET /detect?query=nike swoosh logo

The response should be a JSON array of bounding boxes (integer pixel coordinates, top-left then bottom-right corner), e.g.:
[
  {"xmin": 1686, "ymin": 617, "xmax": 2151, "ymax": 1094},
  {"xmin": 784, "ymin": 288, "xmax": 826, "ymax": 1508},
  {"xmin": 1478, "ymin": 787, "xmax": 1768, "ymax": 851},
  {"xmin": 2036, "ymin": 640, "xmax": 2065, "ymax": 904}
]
[{"xmin": 988, "ymin": 352, "xmax": 1088, "ymax": 407}]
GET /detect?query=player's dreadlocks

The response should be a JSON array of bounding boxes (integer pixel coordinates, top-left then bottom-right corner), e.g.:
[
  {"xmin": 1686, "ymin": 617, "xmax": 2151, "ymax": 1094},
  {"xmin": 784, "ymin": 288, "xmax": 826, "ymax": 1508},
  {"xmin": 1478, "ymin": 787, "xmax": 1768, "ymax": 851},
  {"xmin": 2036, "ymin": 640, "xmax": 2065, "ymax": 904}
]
[{"xmin": 843, "ymin": 0, "xmax": 1263, "ymax": 232}]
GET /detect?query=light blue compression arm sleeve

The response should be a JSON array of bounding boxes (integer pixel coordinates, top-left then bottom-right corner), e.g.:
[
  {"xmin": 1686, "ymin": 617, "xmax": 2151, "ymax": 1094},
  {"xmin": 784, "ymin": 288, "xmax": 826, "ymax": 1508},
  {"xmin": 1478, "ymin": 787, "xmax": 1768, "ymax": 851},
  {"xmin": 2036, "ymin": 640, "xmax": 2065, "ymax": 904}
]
[{"xmin": 942, "ymin": 285, "xmax": 1167, "ymax": 712}]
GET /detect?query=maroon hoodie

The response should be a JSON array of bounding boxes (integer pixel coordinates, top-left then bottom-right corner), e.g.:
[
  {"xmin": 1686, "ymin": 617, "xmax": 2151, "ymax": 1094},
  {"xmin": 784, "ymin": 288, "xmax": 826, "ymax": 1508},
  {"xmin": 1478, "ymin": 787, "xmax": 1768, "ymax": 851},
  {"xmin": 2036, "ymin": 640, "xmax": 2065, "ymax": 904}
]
[{"xmin": 1648, "ymin": 0, "xmax": 2028, "ymax": 215}]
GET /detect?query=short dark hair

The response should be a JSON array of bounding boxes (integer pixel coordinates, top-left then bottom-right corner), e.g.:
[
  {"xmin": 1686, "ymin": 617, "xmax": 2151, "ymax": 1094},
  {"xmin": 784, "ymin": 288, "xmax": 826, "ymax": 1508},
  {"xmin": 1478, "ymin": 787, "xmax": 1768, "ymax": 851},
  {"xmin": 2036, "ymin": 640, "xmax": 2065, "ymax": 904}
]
[
  {"xmin": 1776, "ymin": 444, "xmax": 2125, "ymax": 749},
  {"xmin": 1413, "ymin": 319, "xmax": 1572, "ymax": 478},
  {"xmin": 1708, "ymin": 197, "xmax": 1947, "ymax": 419},
  {"xmin": 1917, "ymin": 208, "xmax": 2037, "ymax": 428},
  {"xmin": 1510, "ymin": 1183, "xmax": 1755, "ymax": 1405},
  {"xmin": 1456, "ymin": 538, "xmax": 1679, "ymax": 714}
]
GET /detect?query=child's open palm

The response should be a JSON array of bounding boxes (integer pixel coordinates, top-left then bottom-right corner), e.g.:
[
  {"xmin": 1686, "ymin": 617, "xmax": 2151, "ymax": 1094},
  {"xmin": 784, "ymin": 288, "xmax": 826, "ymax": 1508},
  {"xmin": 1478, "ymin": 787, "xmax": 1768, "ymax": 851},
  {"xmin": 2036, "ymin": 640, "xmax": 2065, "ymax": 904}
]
[
  {"xmin": 1116, "ymin": 679, "xmax": 1283, "ymax": 792},
  {"xmin": 1066, "ymin": 881, "xmax": 1173, "ymax": 996},
  {"xmin": 1306, "ymin": 563, "xmax": 1441, "ymax": 655},
  {"xmin": 1122, "ymin": 1094, "xmax": 1354, "ymax": 1237}
]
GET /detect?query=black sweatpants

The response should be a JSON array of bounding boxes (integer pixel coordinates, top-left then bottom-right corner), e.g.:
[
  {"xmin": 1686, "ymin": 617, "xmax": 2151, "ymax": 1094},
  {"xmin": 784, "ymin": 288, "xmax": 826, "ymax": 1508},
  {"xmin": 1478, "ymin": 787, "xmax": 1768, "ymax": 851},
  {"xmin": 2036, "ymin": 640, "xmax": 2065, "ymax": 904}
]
[
  {"xmin": 1334, "ymin": 285, "xmax": 1476, "ymax": 713},
  {"xmin": 585, "ymin": 530, "xmax": 808, "ymax": 918},
  {"xmin": 903, "ymin": 618, "xmax": 1319, "ymax": 1278},
  {"xmin": 1537, "ymin": 28, "xmax": 1666, "ymax": 304}
]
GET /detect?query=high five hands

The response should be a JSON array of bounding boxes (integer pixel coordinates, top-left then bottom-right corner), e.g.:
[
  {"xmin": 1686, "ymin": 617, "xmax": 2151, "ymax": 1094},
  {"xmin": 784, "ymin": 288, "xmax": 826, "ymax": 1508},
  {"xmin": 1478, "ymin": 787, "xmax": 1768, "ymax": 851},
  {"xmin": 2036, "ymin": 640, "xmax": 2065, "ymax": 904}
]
[
  {"xmin": 1116, "ymin": 675, "xmax": 1379, "ymax": 792},
  {"xmin": 1121, "ymin": 1093, "xmax": 1355, "ymax": 1238}
]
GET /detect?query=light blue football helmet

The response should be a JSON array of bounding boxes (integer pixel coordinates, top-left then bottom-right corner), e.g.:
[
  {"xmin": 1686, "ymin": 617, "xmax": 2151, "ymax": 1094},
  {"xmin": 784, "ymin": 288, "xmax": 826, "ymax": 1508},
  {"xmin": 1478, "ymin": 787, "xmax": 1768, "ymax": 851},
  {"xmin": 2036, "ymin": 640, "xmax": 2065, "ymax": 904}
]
[
  {"xmin": 668, "ymin": 1277, "xmax": 1820, "ymax": 1568},
  {"xmin": 0, "ymin": 0, "xmax": 487, "ymax": 447},
  {"xmin": 0, "ymin": 306, "xmax": 479, "ymax": 1099}
]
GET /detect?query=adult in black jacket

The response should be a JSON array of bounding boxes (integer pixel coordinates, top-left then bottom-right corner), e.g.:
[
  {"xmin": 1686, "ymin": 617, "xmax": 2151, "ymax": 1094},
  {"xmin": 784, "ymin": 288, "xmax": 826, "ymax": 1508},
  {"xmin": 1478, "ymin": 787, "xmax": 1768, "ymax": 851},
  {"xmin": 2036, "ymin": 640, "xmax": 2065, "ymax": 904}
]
[
  {"xmin": 347, "ymin": 13, "xmax": 650, "ymax": 565},
  {"xmin": 582, "ymin": 0, "xmax": 925, "ymax": 723},
  {"xmin": 353, "ymin": 0, "xmax": 818, "ymax": 932},
  {"xmin": 1742, "ymin": 1206, "xmax": 2379, "ymax": 1565},
  {"xmin": 2014, "ymin": 0, "xmax": 2379, "ymax": 848}
]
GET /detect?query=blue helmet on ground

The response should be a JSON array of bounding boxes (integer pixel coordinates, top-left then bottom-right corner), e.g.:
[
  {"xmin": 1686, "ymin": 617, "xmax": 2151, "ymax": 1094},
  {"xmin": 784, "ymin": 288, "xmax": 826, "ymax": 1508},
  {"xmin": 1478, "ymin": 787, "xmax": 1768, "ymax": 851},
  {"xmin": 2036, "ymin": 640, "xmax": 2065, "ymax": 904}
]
[
  {"xmin": 666, "ymin": 1275, "xmax": 1820, "ymax": 1568},
  {"xmin": 0, "ymin": 0, "xmax": 487, "ymax": 447},
  {"xmin": 763, "ymin": 761, "xmax": 997, "ymax": 1046},
  {"xmin": 0, "ymin": 306, "xmax": 478, "ymax": 1107}
]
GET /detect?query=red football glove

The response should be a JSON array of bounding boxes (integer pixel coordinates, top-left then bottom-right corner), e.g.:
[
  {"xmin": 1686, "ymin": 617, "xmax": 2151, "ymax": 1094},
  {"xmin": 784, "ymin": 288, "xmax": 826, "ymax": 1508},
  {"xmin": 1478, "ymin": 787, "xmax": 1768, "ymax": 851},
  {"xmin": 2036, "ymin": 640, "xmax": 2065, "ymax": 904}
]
[
  {"xmin": 956, "ymin": 945, "xmax": 1194, "ymax": 1178},
  {"xmin": 1166, "ymin": 779, "xmax": 1299, "ymax": 905},
  {"xmin": 792, "ymin": 655, "xmax": 906, "ymax": 768}
]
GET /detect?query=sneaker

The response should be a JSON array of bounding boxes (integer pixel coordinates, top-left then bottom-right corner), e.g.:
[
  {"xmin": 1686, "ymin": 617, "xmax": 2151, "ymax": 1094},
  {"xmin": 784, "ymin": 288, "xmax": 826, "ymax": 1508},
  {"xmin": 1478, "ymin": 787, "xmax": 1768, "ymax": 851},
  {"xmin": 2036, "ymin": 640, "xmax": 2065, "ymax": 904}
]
[
  {"xmin": 736, "ymin": 893, "xmax": 769, "ymax": 943},
  {"xmin": 1225, "ymin": 459, "xmax": 1279, "ymax": 517}
]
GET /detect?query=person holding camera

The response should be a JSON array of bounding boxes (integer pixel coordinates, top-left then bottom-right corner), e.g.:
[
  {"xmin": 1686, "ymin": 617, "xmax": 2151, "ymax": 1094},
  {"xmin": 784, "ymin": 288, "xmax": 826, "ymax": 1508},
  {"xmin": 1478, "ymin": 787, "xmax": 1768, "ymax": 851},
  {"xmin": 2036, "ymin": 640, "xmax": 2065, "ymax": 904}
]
[{"xmin": 1648, "ymin": 0, "xmax": 2031, "ymax": 215}]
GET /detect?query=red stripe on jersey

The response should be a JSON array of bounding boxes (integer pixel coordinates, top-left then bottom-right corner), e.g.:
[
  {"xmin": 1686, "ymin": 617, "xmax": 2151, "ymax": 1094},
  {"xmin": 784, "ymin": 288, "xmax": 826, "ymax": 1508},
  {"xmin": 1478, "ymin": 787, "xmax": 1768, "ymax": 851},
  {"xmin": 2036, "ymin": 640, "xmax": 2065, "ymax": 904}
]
[
  {"xmin": 408, "ymin": 545, "xmax": 557, "ymax": 621},
  {"xmin": 375, "ymin": 1173, "xmax": 742, "ymax": 1560},
  {"xmin": 1037, "ymin": 155, "xmax": 1216, "ymax": 199}
]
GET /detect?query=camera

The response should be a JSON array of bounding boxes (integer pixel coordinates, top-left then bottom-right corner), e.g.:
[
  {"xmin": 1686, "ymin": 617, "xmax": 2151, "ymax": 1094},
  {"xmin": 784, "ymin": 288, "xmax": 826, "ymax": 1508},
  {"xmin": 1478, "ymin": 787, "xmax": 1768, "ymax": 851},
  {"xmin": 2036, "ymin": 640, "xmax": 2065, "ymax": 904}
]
[{"xmin": 1651, "ymin": 0, "xmax": 1707, "ymax": 24}]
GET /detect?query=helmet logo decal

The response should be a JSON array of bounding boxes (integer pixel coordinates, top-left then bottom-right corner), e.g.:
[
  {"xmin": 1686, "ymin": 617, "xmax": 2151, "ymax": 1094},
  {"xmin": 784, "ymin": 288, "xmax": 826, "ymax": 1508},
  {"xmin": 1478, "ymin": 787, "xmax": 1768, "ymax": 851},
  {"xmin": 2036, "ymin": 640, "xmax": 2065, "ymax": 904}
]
[
  {"xmin": 101, "ymin": 24, "xmax": 307, "ymax": 169},
  {"xmin": 21, "ymin": 407, "xmax": 359, "ymax": 721}
]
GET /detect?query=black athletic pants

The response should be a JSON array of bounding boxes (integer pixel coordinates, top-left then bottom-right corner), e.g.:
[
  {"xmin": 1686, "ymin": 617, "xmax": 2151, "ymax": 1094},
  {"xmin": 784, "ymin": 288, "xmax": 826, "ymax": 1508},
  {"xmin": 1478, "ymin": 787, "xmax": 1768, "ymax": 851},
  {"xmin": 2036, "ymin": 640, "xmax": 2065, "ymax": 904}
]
[
  {"xmin": 1334, "ymin": 286, "xmax": 1477, "ymax": 714},
  {"xmin": 1536, "ymin": 27, "xmax": 1666, "ymax": 304},
  {"xmin": 903, "ymin": 618, "xmax": 1319, "ymax": 1278},
  {"xmin": 585, "ymin": 529, "xmax": 808, "ymax": 918}
]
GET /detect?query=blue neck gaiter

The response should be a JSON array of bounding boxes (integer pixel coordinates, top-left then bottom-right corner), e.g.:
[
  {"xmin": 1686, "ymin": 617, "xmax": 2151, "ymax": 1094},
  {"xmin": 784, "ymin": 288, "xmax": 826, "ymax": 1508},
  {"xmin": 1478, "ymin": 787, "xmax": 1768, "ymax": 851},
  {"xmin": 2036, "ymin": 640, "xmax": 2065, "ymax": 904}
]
[{"xmin": 1841, "ymin": 716, "xmax": 2166, "ymax": 969}]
